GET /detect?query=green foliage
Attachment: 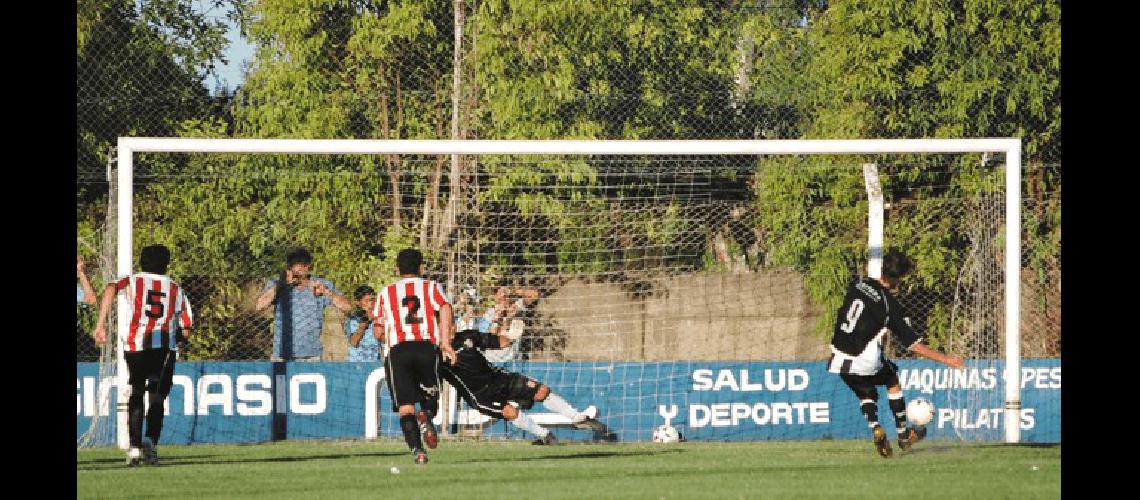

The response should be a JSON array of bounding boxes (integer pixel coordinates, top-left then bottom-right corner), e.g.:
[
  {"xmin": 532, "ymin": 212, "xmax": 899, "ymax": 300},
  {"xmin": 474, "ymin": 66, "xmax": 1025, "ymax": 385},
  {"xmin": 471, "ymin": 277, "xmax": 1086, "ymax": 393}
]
[
  {"xmin": 78, "ymin": 0, "xmax": 1060, "ymax": 358},
  {"xmin": 753, "ymin": 0, "xmax": 1060, "ymax": 344}
]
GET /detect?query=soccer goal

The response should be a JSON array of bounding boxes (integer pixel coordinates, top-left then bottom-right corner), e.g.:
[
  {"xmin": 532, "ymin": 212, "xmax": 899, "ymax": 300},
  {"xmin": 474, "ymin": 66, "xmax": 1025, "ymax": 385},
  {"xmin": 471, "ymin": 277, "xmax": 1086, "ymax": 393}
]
[{"xmin": 79, "ymin": 138, "xmax": 1040, "ymax": 449}]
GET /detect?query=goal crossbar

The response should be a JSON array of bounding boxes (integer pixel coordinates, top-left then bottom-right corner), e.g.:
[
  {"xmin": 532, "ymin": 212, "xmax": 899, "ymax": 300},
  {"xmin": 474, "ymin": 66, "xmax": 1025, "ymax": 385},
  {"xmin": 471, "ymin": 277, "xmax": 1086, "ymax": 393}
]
[{"xmin": 114, "ymin": 137, "xmax": 1023, "ymax": 444}]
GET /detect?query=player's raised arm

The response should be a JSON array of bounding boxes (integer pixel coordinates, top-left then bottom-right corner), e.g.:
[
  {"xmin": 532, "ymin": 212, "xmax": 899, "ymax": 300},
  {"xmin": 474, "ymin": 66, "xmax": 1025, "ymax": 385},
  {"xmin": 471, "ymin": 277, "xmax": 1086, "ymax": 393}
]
[
  {"xmin": 313, "ymin": 278, "xmax": 353, "ymax": 313},
  {"xmin": 439, "ymin": 302, "xmax": 457, "ymax": 364},
  {"xmin": 254, "ymin": 271, "xmax": 288, "ymax": 312},
  {"xmin": 77, "ymin": 256, "xmax": 98, "ymax": 306},
  {"xmin": 908, "ymin": 342, "xmax": 965, "ymax": 369},
  {"xmin": 884, "ymin": 292, "xmax": 965, "ymax": 370},
  {"xmin": 93, "ymin": 278, "xmax": 128, "ymax": 345}
]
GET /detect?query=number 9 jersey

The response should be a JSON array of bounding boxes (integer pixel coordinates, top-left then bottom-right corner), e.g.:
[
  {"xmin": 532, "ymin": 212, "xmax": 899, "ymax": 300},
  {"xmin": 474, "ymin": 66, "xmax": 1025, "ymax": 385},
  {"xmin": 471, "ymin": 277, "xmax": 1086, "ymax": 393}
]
[
  {"xmin": 372, "ymin": 277, "xmax": 450, "ymax": 347},
  {"xmin": 828, "ymin": 277, "xmax": 923, "ymax": 376}
]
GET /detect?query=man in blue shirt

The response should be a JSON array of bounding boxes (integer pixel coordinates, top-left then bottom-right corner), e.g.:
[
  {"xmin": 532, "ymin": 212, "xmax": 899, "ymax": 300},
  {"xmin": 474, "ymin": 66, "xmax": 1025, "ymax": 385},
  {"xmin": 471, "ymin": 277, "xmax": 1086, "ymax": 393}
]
[
  {"xmin": 255, "ymin": 248, "xmax": 353, "ymax": 361},
  {"xmin": 344, "ymin": 285, "xmax": 383, "ymax": 362},
  {"xmin": 78, "ymin": 256, "xmax": 99, "ymax": 361}
]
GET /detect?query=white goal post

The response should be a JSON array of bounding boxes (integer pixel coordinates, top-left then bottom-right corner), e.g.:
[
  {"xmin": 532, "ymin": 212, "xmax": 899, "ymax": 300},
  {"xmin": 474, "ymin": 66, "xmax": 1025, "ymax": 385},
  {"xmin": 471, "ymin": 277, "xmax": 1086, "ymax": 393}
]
[{"xmin": 114, "ymin": 137, "xmax": 1023, "ymax": 445}]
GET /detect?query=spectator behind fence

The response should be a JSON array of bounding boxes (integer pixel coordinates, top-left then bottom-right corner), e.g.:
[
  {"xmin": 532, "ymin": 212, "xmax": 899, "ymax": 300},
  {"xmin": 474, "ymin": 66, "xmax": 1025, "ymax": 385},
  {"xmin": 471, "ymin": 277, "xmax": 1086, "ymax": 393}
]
[
  {"xmin": 455, "ymin": 284, "xmax": 491, "ymax": 333},
  {"xmin": 77, "ymin": 256, "xmax": 97, "ymax": 306},
  {"xmin": 255, "ymin": 248, "xmax": 353, "ymax": 361},
  {"xmin": 344, "ymin": 285, "xmax": 383, "ymax": 362},
  {"xmin": 77, "ymin": 256, "xmax": 99, "ymax": 361}
]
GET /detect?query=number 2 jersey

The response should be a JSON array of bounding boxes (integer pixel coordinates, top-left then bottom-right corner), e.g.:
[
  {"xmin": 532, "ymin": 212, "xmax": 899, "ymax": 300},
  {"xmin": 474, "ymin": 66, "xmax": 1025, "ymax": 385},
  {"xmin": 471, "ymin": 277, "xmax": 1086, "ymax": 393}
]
[
  {"xmin": 372, "ymin": 277, "xmax": 450, "ymax": 347},
  {"xmin": 113, "ymin": 272, "xmax": 194, "ymax": 352},
  {"xmin": 827, "ymin": 277, "xmax": 923, "ymax": 376}
]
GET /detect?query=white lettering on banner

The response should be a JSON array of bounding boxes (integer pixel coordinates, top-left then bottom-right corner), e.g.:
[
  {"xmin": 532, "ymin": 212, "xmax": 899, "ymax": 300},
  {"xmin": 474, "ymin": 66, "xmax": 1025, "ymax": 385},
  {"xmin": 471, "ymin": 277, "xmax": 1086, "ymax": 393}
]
[
  {"xmin": 692, "ymin": 369, "xmax": 713, "ymax": 390},
  {"xmin": 771, "ymin": 403, "xmax": 792, "ymax": 425},
  {"xmin": 901, "ymin": 366, "xmax": 1060, "ymax": 394},
  {"xmin": 364, "ymin": 369, "xmax": 386, "ymax": 439},
  {"xmin": 900, "ymin": 368, "xmax": 1001, "ymax": 395},
  {"xmin": 77, "ymin": 373, "xmax": 337, "ymax": 417},
  {"xmin": 77, "ymin": 376, "xmax": 118, "ymax": 417},
  {"xmin": 711, "ymin": 403, "xmax": 731, "ymax": 426},
  {"xmin": 658, "ymin": 405, "xmax": 679, "ymax": 423},
  {"xmin": 691, "ymin": 405, "xmax": 709, "ymax": 427},
  {"xmin": 97, "ymin": 377, "xmax": 116, "ymax": 416},
  {"xmin": 688, "ymin": 402, "xmax": 831, "ymax": 428},
  {"xmin": 714, "ymin": 371, "xmax": 739, "ymax": 391},
  {"xmin": 170, "ymin": 375, "xmax": 194, "ymax": 416},
  {"xmin": 1019, "ymin": 367, "xmax": 1062, "ymax": 390},
  {"xmin": 935, "ymin": 407, "xmax": 1036, "ymax": 430},
  {"xmin": 788, "ymin": 370, "xmax": 809, "ymax": 391},
  {"xmin": 731, "ymin": 403, "xmax": 751, "ymax": 424},
  {"xmin": 810, "ymin": 402, "xmax": 829, "ymax": 423},
  {"xmin": 692, "ymin": 369, "xmax": 811, "ymax": 392},
  {"xmin": 236, "ymin": 375, "xmax": 273, "ymax": 416},
  {"xmin": 289, "ymin": 374, "xmax": 326, "ymax": 415},
  {"xmin": 80, "ymin": 378, "xmax": 90, "ymax": 416},
  {"xmin": 198, "ymin": 375, "xmax": 234, "ymax": 416}
]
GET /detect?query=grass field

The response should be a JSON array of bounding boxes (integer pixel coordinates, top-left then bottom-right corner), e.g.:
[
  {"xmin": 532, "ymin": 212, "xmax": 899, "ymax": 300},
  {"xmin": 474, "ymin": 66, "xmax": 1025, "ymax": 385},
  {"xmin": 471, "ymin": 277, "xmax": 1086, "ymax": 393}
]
[{"xmin": 77, "ymin": 439, "xmax": 1060, "ymax": 499}]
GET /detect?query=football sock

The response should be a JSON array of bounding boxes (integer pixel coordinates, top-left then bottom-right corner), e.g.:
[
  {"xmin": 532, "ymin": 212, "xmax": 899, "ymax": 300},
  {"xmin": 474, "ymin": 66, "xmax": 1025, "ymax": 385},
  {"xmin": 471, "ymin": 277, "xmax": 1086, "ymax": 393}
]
[
  {"xmin": 146, "ymin": 390, "xmax": 166, "ymax": 444},
  {"xmin": 888, "ymin": 393, "xmax": 908, "ymax": 438},
  {"xmin": 400, "ymin": 414, "xmax": 422, "ymax": 451},
  {"xmin": 421, "ymin": 398, "xmax": 438, "ymax": 419},
  {"xmin": 510, "ymin": 411, "xmax": 550, "ymax": 438},
  {"xmin": 859, "ymin": 399, "xmax": 880, "ymax": 431},
  {"xmin": 542, "ymin": 392, "xmax": 580, "ymax": 420}
]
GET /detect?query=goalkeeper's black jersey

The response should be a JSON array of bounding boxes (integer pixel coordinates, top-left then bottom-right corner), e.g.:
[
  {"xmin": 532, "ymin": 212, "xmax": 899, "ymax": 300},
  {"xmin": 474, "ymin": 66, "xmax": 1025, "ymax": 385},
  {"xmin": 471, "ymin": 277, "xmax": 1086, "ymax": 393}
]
[
  {"xmin": 830, "ymin": 277, "xmax": 923, "ymax": 358},
  {"xmin": 441, "ymin": 329, "xmax": 506, "ymax": 392}
]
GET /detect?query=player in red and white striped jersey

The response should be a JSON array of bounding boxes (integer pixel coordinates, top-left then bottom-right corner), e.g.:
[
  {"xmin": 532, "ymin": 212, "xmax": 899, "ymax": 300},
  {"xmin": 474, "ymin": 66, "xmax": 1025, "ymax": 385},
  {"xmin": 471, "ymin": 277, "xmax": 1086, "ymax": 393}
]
[
  {"xmin": 93, "ymin": 245, "xmax": 192, "ymax": 467},
  {"xmin": 371, "ymin": 249, "xmax": 457, "ymax": 465}
]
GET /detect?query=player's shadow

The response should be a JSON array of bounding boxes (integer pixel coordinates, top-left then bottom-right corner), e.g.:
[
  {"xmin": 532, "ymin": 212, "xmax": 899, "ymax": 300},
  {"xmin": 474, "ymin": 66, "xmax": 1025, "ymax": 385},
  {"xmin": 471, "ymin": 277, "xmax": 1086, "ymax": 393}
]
[
  {"xmin": 971, "ymin": 443, "xmax": 1059, "ymax": 449},
  {"xmin": 902, "ymin": 442, "xmax": 1058, "ymax": 456},
  {"xmin": 456, "ymin": 448, "xmax": 683, "ymax": 464},
  {"xmin": 76, "ymin": 451, "xmax": 407, "ymax": 470}
]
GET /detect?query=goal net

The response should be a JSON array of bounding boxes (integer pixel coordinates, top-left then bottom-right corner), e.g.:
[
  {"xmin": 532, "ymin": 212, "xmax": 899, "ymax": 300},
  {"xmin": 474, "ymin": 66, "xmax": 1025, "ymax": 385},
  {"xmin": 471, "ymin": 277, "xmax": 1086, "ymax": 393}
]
[{"xmin": 78, "ymin": 138, "xmax": 1053, "ymax": 448}]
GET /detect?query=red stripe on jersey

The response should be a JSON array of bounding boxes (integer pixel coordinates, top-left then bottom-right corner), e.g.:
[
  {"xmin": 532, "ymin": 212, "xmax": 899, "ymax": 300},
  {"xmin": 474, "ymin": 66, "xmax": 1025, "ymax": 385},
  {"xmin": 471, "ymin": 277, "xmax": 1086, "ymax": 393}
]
[
  {"xmin": 405, "ymin": 281, "xmax": 422, "ymax": 341},
  {"xmin": 423, "ymin": 281, "xmax": 436, "ymax": 344},
  {"xmin": 140, "ymin": 279, "xmax": 163, "ymax": 350},
  {"xmin": 115, "ymin": 277, "xmax": 130, "ymax": 291},
  {"xmin": 386, "ymin": 284, "xmax": 404, "ymax": 346},
  {"xmin": 127, "ymin": 277, "xmax": 145, "ymax": 352},
  {"xmin": 431, "ymin": 282, "xmax": 446, "ymax": 307},
  {"xmin": 162, "ymin": 283, "xmax": 180, "ymax": 349},
  {"xmin": 179, "ymin": 293, "xmax": 193, "ymax": 328}
]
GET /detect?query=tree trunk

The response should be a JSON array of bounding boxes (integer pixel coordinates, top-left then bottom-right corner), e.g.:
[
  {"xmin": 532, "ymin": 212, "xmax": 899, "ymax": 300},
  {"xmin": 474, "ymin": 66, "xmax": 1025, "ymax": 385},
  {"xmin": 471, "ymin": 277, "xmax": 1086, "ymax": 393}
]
[{"xmin": 380, "ymin": 70, "xmax": 401, "ymax": 228}]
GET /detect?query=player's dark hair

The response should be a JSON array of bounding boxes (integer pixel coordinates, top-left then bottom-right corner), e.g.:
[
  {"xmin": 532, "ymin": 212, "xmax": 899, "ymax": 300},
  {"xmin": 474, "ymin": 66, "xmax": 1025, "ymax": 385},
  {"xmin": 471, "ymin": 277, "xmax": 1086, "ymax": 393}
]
[
  {"xmin": 139, "ymin": 245, "xmax": 171, "ymax": 274},
  {"xmin": 881, "ymin": 249, "xmax": 913, "ymax": 279},
  {"xmin": 397, "ymin": 248, "xmax": 423, "ymax": 275},
  {"xmin": 353, "ymin": 285, "xmax": 375, "ymax": 300},
  {"xmin": 286, "ymin": 248, "xmax": 313, "ymax": 267}
]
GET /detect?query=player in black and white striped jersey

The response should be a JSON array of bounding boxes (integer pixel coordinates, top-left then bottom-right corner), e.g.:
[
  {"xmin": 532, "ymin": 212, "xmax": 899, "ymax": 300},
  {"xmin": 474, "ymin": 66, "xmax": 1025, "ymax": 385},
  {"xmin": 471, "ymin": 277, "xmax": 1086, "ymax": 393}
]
[
  {"xmin": 828, "ymin": 249, "xmax": 964, "ymax": 458},
  {"xmin": 441, "ymin": 327, "xmax": 615, "ymax": 445}
]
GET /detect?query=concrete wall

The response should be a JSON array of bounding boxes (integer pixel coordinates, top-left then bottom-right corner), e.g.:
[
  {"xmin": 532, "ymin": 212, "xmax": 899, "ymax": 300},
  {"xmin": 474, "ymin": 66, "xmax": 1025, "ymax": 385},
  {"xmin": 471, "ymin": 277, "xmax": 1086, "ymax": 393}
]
[{"xmin": 536, "ymin": 271, "xmax": 830, "ymax": 362}]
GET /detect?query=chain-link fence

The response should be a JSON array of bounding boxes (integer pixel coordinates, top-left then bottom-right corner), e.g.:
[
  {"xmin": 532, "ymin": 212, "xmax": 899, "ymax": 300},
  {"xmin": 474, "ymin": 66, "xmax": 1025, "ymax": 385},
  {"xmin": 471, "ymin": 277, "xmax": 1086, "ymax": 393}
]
[{"xmin": 76, "ymin": 1, "xmax": 1060, "ymax": 365}]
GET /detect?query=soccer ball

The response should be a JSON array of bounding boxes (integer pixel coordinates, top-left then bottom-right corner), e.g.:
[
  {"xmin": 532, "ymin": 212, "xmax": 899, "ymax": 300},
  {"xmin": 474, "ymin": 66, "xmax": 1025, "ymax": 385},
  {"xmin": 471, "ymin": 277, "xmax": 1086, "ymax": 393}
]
[
  {"xmin": 906, "ymin": 398, "xmax": 935, "ymax": 426},
  {"xmin": 652, "ymin": 424, "xmax": 681, "ymax": 443}
]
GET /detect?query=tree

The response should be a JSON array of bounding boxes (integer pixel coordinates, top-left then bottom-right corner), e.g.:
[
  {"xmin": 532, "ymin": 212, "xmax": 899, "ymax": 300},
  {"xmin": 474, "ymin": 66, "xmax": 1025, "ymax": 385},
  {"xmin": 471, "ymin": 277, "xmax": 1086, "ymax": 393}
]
[{"xmin": 754, "ymin": 0, "xmax": 1061, "ymax": 346}]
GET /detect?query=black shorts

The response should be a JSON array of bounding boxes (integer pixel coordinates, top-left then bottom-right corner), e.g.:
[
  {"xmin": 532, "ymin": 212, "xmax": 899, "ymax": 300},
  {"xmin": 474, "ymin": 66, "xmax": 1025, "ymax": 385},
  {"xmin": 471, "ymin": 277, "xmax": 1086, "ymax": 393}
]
[
  {"xmin": 385, "ymin": 341, "xmax": 441, "ymax": 412},
  {"xmin": 124, "ymin": 349, "xmax": 177, "ymax": 397},
  {"xmin": 838, "ymin": 360, "xmax": 900, "ymax": 402},
  {"xmin": 444, "ymin": 367, "xmax": 541, "ymax": 418}
]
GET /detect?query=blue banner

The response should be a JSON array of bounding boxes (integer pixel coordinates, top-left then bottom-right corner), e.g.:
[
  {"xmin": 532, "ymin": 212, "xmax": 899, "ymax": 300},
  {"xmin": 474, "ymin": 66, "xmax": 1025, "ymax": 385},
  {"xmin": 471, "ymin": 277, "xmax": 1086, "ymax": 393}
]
[{"xmin": 77, "ymin": 359, "xmax": 1060, "ymax": 445}]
